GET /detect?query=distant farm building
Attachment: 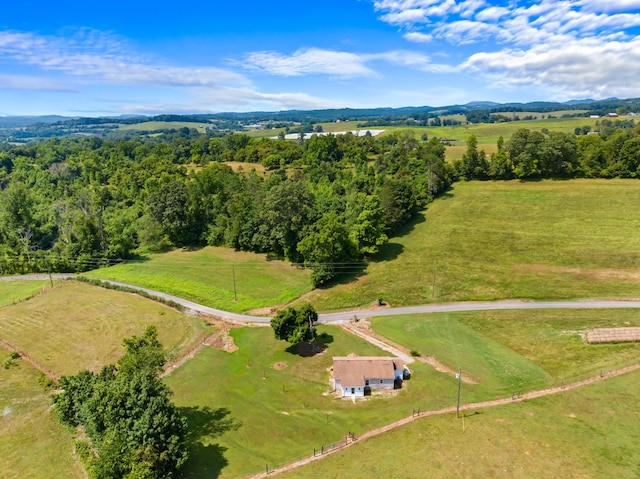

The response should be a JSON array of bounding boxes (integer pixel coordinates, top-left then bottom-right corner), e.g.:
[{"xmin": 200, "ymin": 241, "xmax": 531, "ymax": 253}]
[{"xmin": 332, "ymin": 355, "xmax": 410, "ymax": 398}]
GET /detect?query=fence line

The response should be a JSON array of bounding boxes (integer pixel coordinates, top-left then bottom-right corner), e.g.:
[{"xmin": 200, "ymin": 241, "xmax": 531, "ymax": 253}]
[{"xmin": 245, "ymin": 363, "xmax": 640, "ymax": 479}]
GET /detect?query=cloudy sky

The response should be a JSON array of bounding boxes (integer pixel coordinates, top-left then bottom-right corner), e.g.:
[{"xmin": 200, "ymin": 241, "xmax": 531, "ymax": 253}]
[{"xmin": 1, "ymin": 0, "xmax": 640, "ymax": 116}]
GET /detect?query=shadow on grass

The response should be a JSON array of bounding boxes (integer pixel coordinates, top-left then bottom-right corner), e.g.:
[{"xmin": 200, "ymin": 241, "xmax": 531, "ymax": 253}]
[
  {"xmin": 178, "ymin": 406, "xmax": 242, "ymax": 479},
  {"xmin": 285, "ymin": 333, "xmax": 334, "ymax": 357}
]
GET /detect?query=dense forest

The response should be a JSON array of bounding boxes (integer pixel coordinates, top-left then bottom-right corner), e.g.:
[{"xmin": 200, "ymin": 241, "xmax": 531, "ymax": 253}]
[
  {"xmin": 1, "ymin": 122, "xmax": 639, "ymax": 285},
  {"xmin": 0, "ymin": 131, "xmax": 452, "ymax": 285}
]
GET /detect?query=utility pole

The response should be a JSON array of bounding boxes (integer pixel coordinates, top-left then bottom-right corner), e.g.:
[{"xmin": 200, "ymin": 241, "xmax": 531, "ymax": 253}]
[
  {"xmin": 232, "ymin": 264, "xmax": 237, "ymax": 302},
  {"xmin": 456, "ymin": 368, "xmax": 462, "ymax": 418}
]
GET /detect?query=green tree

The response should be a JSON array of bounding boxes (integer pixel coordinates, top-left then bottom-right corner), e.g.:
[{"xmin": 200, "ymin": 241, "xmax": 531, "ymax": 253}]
[
  {"xmin": 52, "ymin": 326, "xmax": 188, "ymax": 479},
  {"xmin": 270, "ymin": 304, "xmax": 318, "ymax": 345},
  {"xmin": 297, "ymin": 212, "xmax": 357, "ymax": 286}
]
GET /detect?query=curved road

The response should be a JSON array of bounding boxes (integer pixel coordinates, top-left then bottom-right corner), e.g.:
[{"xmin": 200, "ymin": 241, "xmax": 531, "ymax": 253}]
[{"xmin": 4, "ymin": 274, "xmax": 640, "ymax": 323}]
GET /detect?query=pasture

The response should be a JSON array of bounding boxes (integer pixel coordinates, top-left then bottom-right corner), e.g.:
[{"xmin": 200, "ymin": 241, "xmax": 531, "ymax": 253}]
[
  {"xmin": 0, "ymin": 360, "xmax": 84, "ymax": 479},
  {"xmin": 371, "ymin": 308, "xmax": 640, "ymax": 389},
  {"xmin": 279, "ymin": 368, "xmax": 640, "ymax": 479},
  {"xmin": 0, "ymin": 280, "xmax": 52, "ymax": 307},
  {"xmin": 165, "ymin": 325, "xmax": 462, "ymax": 478},
  {"xmin": 0, "ymin": 280, "xmax": 206, "ymax": 376},
  {"xmin": 307, "ymin": 179, "xmax": 640, "ymax": 311},
  {"xmin": 85, "ymin": 246, "xmax": 313, "ymax": 313}
]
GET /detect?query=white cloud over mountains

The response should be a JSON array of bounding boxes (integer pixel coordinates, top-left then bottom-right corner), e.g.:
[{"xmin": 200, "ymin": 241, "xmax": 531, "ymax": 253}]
[{"xmin": 373, "ymin": 0, "xmax": 640, "ymax": 99}]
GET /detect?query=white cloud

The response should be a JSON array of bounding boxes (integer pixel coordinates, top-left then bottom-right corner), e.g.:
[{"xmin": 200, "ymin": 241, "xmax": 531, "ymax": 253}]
[
  {"xmin": 0, "ymin": 74, "xmax": 74, "ymax": 91},
  {"xmin": 0, "ymin": 29, "xmax": 249, "ymax": 90},
  {"xmin": 580, "ymin": 0, "xmax": 640, "ymax": 12},
  {"xmin": 404, "ymin": 31, "xmax": 434, "ymax": 42},
  {"xmin": 475, "ymin": 6, "xmax": 510, "ymax": 21},
  {"xmin": 371, "ymin": 0, "xmax": 640, "ymax": 99},
  {"xmin": 244, "ymin": 47, "xmax": 454, "ymax": 77},
  {"xmin": 463, "ymin": 36, "xmax": 640, "ymax": 99},
  {"xmin": 243, "ymin": 48, "xmax": 377, "ymax": 78}
]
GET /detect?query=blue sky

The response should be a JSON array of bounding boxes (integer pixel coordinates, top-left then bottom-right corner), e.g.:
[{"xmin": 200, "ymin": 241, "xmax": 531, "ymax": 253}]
[{"xmin": 2, "ymin": 0, "xmax": 640, "ymax": 116}]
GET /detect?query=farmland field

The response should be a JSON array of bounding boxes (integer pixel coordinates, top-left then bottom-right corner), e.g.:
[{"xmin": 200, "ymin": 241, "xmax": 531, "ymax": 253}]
[
  {"xmin": 165, "ymin": 325, "xmax": 462, "ymax": 478},
  {"xmin": 0, "ymin": 359, "xmax": 84, "ymax": 479},
  {"xmin": 0, "ymin": 280, "xmax": 52, "ymax": 307},
  {"xmin": 279, "ymin": 368, "xmax": 640, "ymax": 479},
  {"xmin": 371, "ymin": 308, "xmax": 640, "ymax": 387},
  {"xmin": 0, "ymin": 280, "xmax": 207, "ymax": 376},
  {"xmin": 85, "ymin": 246, "xmax": 313, "ymax": 313},
  {"xmin": 307, "ymin": 179, "xmax": 640, "ymax": 311}
]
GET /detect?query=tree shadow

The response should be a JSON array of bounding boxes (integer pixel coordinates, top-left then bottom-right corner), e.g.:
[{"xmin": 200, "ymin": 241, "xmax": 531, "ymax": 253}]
[
  {"xmin": 178, "ymin": 406, "xmax": 242, "ymax": 479},
  {"xmin": 285, "ymin": 333, "xmax": 333, "ymax": 357}
]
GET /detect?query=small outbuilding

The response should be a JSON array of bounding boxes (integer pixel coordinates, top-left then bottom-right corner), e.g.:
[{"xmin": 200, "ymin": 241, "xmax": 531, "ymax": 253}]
[{"xmin": 332, "ymin": 354, "xmax": 410, "ymax": 398}]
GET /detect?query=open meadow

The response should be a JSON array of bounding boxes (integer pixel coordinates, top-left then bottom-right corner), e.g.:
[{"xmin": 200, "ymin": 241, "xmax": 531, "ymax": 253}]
[
  {"xmin": 0, "ymin": 359, "xmax": 85, "ymax": 479},
  {"xmin": 371, "ymin": 309, "xmax": 640, "ymax": 390},
  {"xmin": 165, "ymin": 325, "xmax": 464, "ymax": 478},
  {"xmin": 85, "ymin": 247, "xmax": 312, "ymax": 314},
  {"xmin": 0, "ymin": 280, "xmax": 207, "ymax": 376},
  {"xmin": 0, "ymin": 280, "xmax": 51, "ymax": 307},
  {"xmin": 279, "ymin": 368, "xmax": 640, "ymax": 479},
  {"xmin": 307, "ymin": 179, "xmax": 640, "ymax": 311}
]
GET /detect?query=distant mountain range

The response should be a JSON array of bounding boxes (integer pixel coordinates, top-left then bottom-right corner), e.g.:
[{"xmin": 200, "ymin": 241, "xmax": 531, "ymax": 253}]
[{"xmin": 0, "ymin": 97, "xmax": 636, "ymax": 132}]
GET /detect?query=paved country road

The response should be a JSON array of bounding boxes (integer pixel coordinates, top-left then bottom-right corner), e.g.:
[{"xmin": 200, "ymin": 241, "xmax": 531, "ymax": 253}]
[{"xmin": 4, "ymin": 274, "xmax": 640, "ymax": 323}]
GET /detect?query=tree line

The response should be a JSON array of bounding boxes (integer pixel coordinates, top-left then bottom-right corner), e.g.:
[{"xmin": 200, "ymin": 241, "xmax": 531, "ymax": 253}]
[{"xmin": 455, "ymin": 124, "xmax": 640, "ymax": 180}]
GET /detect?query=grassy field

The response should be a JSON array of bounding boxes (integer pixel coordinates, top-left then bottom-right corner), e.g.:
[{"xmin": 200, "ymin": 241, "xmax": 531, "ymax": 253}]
[
  {"xmin": 306, "ymin": 179, "xmax": 640, "ymax": 311},
  {"xmin": 165, "ymin": 325, "xmax": 462, "ymax": 478},
  {"xmin": 85, "ymin": 246, "xmax": 313, "ymax": 313},
  {"xmin": 372, "ymin": 309, "xmax": 640, "ymax": 388},
  {"xmin": 0, "ymin": 280, "xmax": 207, "ymax": 376},
  {"xmin": 0, "ymin": 280, "xmax": 52, "ymax": 307},
  {"xmin": 0, "ymin": 359, "xmax": 84, "ymax": 478},
  {"xmin": 279, "ymin": 368, "xmax": 640, "ymax": 479}
]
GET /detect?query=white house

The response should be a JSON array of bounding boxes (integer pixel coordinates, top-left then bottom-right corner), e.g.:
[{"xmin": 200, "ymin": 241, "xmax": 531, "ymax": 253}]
[{"xmin": 332, "ymin": 355, "xmax": 410, "ymax": 398}]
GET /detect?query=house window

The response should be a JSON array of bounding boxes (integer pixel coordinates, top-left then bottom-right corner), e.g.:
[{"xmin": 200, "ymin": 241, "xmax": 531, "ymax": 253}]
[
  {"xmin": 365, "ymin": 379, "xmax": 369, "ymax": 386},
  {"xmin": 379, "ymin": 379, "xmax": 384, "ymax": 384}
]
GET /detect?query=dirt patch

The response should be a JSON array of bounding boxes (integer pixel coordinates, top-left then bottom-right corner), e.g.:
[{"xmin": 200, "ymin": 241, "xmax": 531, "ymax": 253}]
[
  {"xmin": 205, "ymin": 327, "xmax": 239, "ymax": 353},
  {"xmin": 421, "ymin": 356, "xmax": 478, "ymax": 384},
  {"xmin": 274, "ymin": 362, "xmax": 287, "ymax": 370}
]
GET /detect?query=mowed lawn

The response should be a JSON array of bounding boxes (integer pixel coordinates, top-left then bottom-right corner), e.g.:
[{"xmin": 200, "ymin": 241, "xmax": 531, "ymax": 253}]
[
  {"xmin": 0, "ymin": 280, "xmax": 206, "ymax": 376},
  {"xmin": 85, "ymin": 246, "xmax": 313, "ymax": 313},
  {"xmin": 165, "ymin": 325, "xmax": 461, "ymax": 479},
  {"xmin": 371, "ymin": 309, "xmax": 640, "ymax": 395},
  {"xmin": 0, "ymin": 280, "xmax": 52, "ymax": 307},
  {"xmin": 308, "ymin": 179, "xmax": 640, "ymax": 311},
  {"xmin": 0, "ymin": 359, "xmax": 84, "ymax": 479},
  {"xmin": 279, "ymin": 368, "xmax": 640, "ymax": 479}
]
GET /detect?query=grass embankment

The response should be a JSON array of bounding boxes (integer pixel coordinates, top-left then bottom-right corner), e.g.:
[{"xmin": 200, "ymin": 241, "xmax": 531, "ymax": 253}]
[
  {"xmin": 372, "ymin": 309, "xmax": 640, "ymax": 389},
  {"xmin": 165, "ymin": 326, "xmax": 460, "ymax": 478},
  {"xmin": 0, "ymin": 280, "xmax": 207, "ymax": 376},
  {"xmin": 0, "ymin": 359, "xmax": 85, "ymax": 479},
  {"xmin": 308, "ymin": 179, "xmax": 640, "ymax": 311},
  {"xmin": 85, "ymin": 247, "xmax": 312, "ymax": 313},
  {"xmin": 0, "ymin": 280, "xmax": 52, "ymax": 307},
  {"xmin": 279, "ymin": 368, "xmax": 640, "ymax": 479}
]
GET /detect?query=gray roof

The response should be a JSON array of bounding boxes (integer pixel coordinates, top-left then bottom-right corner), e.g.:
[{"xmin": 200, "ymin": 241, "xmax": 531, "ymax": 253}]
[{"xmin": 333, "ymin": 356, "xmax": 400, "ymax": 387}]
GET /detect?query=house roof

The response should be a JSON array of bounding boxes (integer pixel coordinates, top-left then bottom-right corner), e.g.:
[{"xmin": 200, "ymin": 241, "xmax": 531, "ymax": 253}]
[{"xmin": 333, "ymin": 356, "xmax": 401, "ymax": 387}]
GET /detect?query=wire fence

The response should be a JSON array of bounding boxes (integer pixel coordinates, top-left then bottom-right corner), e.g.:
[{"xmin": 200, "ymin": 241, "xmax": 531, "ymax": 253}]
[{"xmin": 247, "ymin": 362, "xmax": 640, "ymax": 478}]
